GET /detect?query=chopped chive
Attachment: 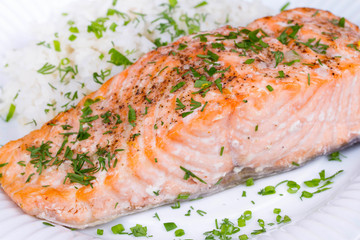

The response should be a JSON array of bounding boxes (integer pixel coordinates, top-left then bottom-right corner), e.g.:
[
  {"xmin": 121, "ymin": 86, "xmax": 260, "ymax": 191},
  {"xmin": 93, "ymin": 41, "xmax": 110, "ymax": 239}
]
[
  {"xmin": 197, "ymin": 210, "xmax": 207, "ymax": 216},
  {"xmin": 153, "ymin": 212, "xmax": 160, "ymax": 221},
  {"xmin": 5, "ymin": 104, "xmax": 16, "ymax": 122},
  {"xmin": 244, "ymin": 58, "xmax": 255, "ymax": 64},
  {"xmin": 220, "ymin": 146, "xmax": 224, "ymax": 156},
  {"xmin": 273, "ymin": 51, "xmax": 284, "ymax": 67},
  {"xmin": 180, "ymin": 166, "xmax": 207, "ymax": 184},
  {"xmin": 201, "ymin": 101, "xmax": 208, "ymax": 112},
  {"xmin": 128, "ymin": 105, "xmax": 136, "ymax": 127},
  {"xmin": 266, "ymin": 85, "xmax": 274, "ymax": 92},
  {"xmin": 307, "ymin": 73, "xmax": 310, "ymax": 86},
  {"xmin": 181, "ymin": 111, "xmax": 193, "ymax": 118},
  {"xmin": 53, "ymin": 40, "xmax": 61, "ymax": 52},
  {"xmin": 42, "ymin": 222, "xmax": 55, "ymax": 227},
  {"xmin": 280, "ymin": 2, "xmax": 290, "ymax": 11},
  {"xmin": 194, "ymin": 1, "xmax": 207, "ymax": 8}
]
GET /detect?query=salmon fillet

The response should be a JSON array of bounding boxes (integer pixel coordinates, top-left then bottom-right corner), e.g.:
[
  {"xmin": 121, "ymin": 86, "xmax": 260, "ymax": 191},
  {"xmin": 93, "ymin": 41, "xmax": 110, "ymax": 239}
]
[{"xmin": 1, "ymin": 7, "xmax": 360, "ymax": 228}]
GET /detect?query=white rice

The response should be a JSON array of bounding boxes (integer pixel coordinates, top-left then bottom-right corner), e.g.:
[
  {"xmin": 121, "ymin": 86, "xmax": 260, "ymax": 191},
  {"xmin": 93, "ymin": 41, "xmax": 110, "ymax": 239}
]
[{"xmin": 0, "ymin": 0, "xmax": 273, "ymax": 132}]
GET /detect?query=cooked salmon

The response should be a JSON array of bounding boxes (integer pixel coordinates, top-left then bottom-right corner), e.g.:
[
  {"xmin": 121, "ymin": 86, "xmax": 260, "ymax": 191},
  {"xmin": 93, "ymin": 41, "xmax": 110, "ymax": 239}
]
[{"xmin": 0, "ymin": 7, "xmax": 359, "ymax": 228}]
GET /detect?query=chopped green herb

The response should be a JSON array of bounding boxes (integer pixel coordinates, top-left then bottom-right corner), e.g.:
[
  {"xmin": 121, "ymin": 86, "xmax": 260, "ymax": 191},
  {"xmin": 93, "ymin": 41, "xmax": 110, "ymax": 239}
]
[
  {"xmin": 68, "ymin": 34, "xmax": 77, "ymax": 41},
  {"xmin": 214, "ymin": 78, "xmax": 223, "ymax": 93},
  {"xmin": 277, "ymin": 24, "xmax": 303, "ymax": 45},
  {"xmin": 292, "ymin": 161, "xmax": 300, "ymax": 166},
  {"xmin": 204, "ymin": 218, "xmax": 240, "ymax": 239},
  {"xmin": 53, "ymin": 40, "xmax": 61, "ymax": 52},
  {"xmin": 175, "ymin": 229, "xmax": 185, "ymax": 237},
  {"xmin": 130, "ymin": 224, "xmax": 148, "ymax": 237},
  {"xmin": 5, "ymin": 104, "xmax": 16, "ymax": 122},
  {"xmin": 171, "ymin": 82, "xmax": 186, "ymax": 93},
  {"xmin": 244, "ymin": 58, "xmax": 255, "ymax": 64},
  {"xmin": 304, "ymin": 178, "xmax": 321, "ymax": 187},
  {"xmin": 194, "ymin": 1, "xmax": 207, "ymax": 8},
  {"xmin": 220, "ymin": 146, "xmax": 224, "ymax": 156},
  {"xmin": 276, "ymin": 70, "xmax": 285, "ymax": 78},
  {"xmin": 297, "ymin": 38, "xmax": 329, "ymax": 54},
  {"xmin": 201, "ymin": 101, "xmax": 208, "ymax": 112},
  {"xmin": 181, "ymin": 111, "xmax": 193, "ymax": 118},
  {"xmin": 283, "ymin": 59, "xmax": 300, "ymax": 66},
  {"xmin": 128, "ymin": 105, "xmax": 136, "ymax": 127},
  {"xmin": 180, "ymin": 166, "xmax": 207, "ymax": 184},
  {"xmin": 280, "ymin": 2, "xmax": 290, "ymax": 12},
  {"xmin": 37, "ymin": 63, "xmax": 56, "ymax": 74},
  {"xmin": 171, "ymin": 201, "xmax": 181, "ymax": 209},
  {"xmin": 347, "ymin": 43, "xmax": 360, "ymax": 52},
  {"xmin": 108, "ymin": 48, "xmax": 133, "ymax": 66},
  {"xmin": 246, "ymin": 178, "xmax": 254, "ymax": 186},
  {"xmin": 26, "ymin": 173, "xmax": 35, "ymax": 183},
  {"xmin": 164, "ymin": 222, "xmax": 177, "ymax": 231},
  {"xmin": 153, "ymin": 212, "xmax": 160, "ymax": 221},
  {"xmin": 17, "ymin": 161, "xmax": 26, "ymax": 167},
  {"xmin": 258, "ymin": 185, "xmax": 276, "ymax": 195},
  {"xmin": 190, "ymin": 98, "xmax": 201, "ymax": 110},
  {"xmin": 87, "ymin": 17, "xmax": 109, "ymax": 39},
  {"xmin": 197, "ymin": 209, "xmax": 207, "ymax": 216},
  {"xmin": 307, "ymin": 73, "xmax": 310, "ymax": 86},
  {"xmin": 42, "ymin": 222, "xmax": 55, "ymax": 227},
  {"xmin": 111, "ymin": 224, "xmax": 125, "ymax": 234},
  {"xmin": 338, "ymin": 17, "xmax": 345, "ymax": 27},
  {"xmin": 266, "ymin": 85, "xmax": 274, "ymax": 92},
  {"xmin": 273, "ymin": 51, "xmax": 284, "ymax": 67},
  {"xmin": 300, "ymin": 190, "xmax": 313, "ymax": 200},
  {"xmin": 97, "ymin": 229, "xmax": 104, "ymax": 235},
  {"xmin": 328, "ymin": 151, "xmax": 344, "ymax": 161},
  {"xmin": 178, "ymin": 43, "xmax": 188, "ymax": 50},
  {"xmin": 176, "ymin": 192, "xmax": 190, "ymax": 200},
  {"xmin": 239, "ymin": 234, "xmax": 249, "ymax": 240},
  {"xmin": 287, "ymin": 180, "xmax": 300, "ymax": 193}
]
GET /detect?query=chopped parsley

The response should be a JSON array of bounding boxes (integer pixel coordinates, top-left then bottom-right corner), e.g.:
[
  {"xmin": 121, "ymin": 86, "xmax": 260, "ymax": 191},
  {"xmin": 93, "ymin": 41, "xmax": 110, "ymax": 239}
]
[
  {"xmin": 277, "ymin": 24, "xmax": 302, "ymax": 45},
  {"xmin": 273, "ymin": 51, "xmax": 284, "ymax": 67},
  {"xmin": 297, "ymin": 38, "xmax": 329, "ymax": 54},
  {"xmin": 130, "ymin": 224, "xmax": 148, "ymax": 237},
  {"xmin": 108, "ymin": 48, "xmax": 133, "ymax": 66},
  {"xmin": 328, "ymin": 151, "xmax": 345, "ymax": 161}
]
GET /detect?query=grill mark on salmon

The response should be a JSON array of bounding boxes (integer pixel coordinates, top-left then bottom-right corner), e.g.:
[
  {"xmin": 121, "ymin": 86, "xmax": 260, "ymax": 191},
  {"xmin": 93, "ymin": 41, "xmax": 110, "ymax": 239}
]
[{"xmin": 1, "ymin": 7, "xmax": 360, "ymax": 228}]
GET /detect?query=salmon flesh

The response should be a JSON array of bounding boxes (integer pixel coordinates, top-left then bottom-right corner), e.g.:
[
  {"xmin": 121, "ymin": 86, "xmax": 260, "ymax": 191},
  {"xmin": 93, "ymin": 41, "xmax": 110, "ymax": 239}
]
[{"xmin": 0, "ymin": 8, "xmax": 360, "ymax": 228}]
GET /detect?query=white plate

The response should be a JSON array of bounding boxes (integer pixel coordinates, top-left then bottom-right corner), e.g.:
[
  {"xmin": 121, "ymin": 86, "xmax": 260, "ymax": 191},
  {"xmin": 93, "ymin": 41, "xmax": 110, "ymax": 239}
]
[{"xmin": 1, "ymin": 0, "xmax": 360, "ymax": 239}]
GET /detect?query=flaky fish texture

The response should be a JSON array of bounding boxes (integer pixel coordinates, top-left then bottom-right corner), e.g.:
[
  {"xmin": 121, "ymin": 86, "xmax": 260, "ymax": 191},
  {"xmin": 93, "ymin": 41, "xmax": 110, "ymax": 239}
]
[{"xmin": 1, "ymin": 8, "xmax": 360, "ymax": 228}]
